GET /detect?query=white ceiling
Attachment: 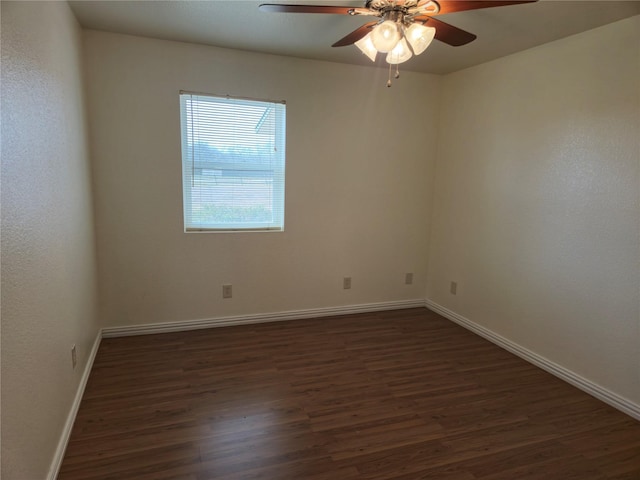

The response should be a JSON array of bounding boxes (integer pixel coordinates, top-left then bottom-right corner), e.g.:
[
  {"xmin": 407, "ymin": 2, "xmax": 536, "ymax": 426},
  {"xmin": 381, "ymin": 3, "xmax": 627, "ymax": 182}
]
[{"xmin": 69, "ymin": 0, "xmax": 640, "ymax": 74}]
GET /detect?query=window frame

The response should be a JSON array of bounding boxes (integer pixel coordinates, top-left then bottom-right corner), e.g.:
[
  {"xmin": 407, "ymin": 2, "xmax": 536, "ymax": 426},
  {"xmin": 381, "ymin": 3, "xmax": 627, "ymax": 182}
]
[{"xmin": 179, "ymin": 91, "xmax": 286, "ymax": 233}]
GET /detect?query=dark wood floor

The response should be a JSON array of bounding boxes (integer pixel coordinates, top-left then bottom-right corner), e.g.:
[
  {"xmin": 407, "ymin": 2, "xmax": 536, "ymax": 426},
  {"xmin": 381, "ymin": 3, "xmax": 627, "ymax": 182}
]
[{"xmin": 59, "ymin": 308, "xmax": 640, "ymax": 480}]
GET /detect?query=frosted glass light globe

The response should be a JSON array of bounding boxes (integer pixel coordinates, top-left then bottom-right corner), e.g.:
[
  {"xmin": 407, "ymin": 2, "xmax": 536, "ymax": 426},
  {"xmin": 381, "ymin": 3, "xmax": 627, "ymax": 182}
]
[
  {"xmin": 355, "ymin": 33, "xmax": 377, "ymax": 62},
  {"xmin": 386, "ymin": 37, "xmax": 413, "ymax": 64},
  {"xmin": 405, "ymin": 23, "xmax": 436, "ymax": 55},
  {"xmin": 370, "ymin": 20, "xmax": 401, "ymax": 53}
]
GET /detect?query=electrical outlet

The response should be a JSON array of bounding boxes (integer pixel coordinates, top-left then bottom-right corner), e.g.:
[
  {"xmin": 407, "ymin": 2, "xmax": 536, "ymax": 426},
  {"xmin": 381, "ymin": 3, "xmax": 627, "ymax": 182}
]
[
  {"xmin": 343, "ymin": 277, "xmax": 351, "ymax": 290},
  {"xmin": 450, "ymin": 281, "xmax": 457, "ymax": 295},
  {"xmin": 71, "ymin": 344, "xmax": 77, "ymax": 369},
  {"xmin": 222, "ymin": 284, "xmax": 232, "ymax": 299},
  {"xmin": 405, "ymin": 273, "xmax": 413, "ymax": 285}
]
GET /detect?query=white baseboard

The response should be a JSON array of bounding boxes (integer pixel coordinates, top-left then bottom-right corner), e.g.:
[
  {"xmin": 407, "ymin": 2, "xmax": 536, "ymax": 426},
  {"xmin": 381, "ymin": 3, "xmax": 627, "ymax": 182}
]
[
  {"xmin": 425, "ymin": 299, "xmax": 640, "ymax": 421},
  {"xmin": 47, "ymin": 330, "xmax": 102, "ymax": 480},
  {"xmin": 102, "ymin": 299, "xmax": 426, "ymax": 338}
]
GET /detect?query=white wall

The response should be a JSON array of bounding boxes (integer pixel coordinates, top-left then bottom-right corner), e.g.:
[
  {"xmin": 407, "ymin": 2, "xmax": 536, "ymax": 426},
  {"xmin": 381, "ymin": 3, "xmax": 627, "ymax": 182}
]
[
  {"xmin": 428, "ymin": 16, "xmax": 640, "ymax": 405},
  {"xmin": 0, "ymin": 2, "xmax": 100, "ymax": 479},
  {"xmin": 83, "ymin": 31, "xmax": 440, "ymax": 328}
]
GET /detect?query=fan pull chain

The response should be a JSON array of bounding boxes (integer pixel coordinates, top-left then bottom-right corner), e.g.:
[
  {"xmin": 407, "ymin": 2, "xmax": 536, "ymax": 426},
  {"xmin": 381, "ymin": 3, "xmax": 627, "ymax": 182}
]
[{"xmin": 387, "ymin": 63, "xmax": 401, "ymax": 88}]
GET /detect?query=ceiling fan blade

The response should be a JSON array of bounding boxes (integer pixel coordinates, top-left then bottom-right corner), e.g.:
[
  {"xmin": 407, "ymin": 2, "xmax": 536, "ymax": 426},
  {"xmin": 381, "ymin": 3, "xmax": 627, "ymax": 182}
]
[
  {"xmin": 332, "ymin": 21, "xmax": 378, "ymax": 47},
  {"xmin": 415, "ymin": 16, "xmax": 476, "ymax": 46},
  {"xmin": 430, "ymin": 0, "xmax": 538, "ymax": 16},
  {"xmin": 259, "ymin": 4, "xmax": 357, "ymax": 15}
]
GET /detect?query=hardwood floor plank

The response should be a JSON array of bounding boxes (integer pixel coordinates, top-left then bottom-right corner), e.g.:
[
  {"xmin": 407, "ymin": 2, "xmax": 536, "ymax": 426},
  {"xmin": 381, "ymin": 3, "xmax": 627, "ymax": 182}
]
[
  {"xmin": 327, "ymin": 420, "xmax": 444, "ymax": 461},
  {"xmin": 558, "ymin": 419, "xmax": 640, "ymax": 457},
  {"xmin": 59, "ymin": 308, "xmax": 640, "ymax": 479},
  {"xmin": 341, "ymin": 439, "xmax": 454, "ymax": 477}
]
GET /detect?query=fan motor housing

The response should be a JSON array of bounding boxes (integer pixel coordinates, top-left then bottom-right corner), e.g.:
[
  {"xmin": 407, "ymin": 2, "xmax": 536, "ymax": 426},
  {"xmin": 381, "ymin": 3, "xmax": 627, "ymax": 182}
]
[
  {"xmin": 366, "ymin": 0, "xmax": 421, "ymax": 11},
  {"xmin": 365, "ymin": 0, "xmax": 440, "ymax": 18}
]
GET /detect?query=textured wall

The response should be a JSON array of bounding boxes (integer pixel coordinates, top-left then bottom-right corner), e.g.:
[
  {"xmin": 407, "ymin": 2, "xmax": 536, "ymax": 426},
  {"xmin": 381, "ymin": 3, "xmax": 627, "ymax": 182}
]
[
  {"xmin": 83, "ymin": 31, "xmax": 440, "ymax": 327},
  {"xmin": 1, "ymin": 2, "xmax": 100, "ymax": 478},
  {"xmin": 428, "ymin": 16, "xmax": 640, "ymax": 404}
]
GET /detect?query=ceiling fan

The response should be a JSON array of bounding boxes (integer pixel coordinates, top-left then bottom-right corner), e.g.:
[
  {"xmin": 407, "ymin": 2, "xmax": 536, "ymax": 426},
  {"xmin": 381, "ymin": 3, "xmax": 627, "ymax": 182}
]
[{"xmin": 259, "ymin": 0, "xmax": 537, "ymax": 83}]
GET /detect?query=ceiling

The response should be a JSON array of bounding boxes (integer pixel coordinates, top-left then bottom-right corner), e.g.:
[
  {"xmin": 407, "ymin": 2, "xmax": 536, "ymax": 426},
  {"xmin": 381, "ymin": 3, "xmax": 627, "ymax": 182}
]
[{"xmin": 69, "ymin": 0, "xmax": 640, "ymax": 74}]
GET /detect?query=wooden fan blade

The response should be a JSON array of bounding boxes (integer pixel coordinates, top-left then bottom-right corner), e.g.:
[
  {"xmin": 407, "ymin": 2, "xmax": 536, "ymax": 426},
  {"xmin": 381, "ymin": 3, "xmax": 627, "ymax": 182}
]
[
  {"xmin": 332, "ymin": 21, "xmax": 378, "ymax": 47},
  {"xmin": 429, "ymin": 0, "xmax": 538, "ymax": 16},
  {"xmin": 415, "ymin": 16, "xmax": 476, "ymax": 46},
  {"xmin": 259, "ymin": 4, "xmax": 357, "ymax": 15}
]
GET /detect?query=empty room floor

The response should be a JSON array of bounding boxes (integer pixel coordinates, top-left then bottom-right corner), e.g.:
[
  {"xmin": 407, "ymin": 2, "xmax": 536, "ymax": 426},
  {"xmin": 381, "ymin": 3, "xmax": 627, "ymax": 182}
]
[{"xmin": 59, "ymin": 308, "xmax": 640, "ymax": 479}]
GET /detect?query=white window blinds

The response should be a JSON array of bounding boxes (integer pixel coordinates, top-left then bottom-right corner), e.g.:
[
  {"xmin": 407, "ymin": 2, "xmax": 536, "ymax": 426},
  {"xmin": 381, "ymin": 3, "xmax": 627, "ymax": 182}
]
[{"xmin": 180, "ymin": 92, "xmax": 286, "ymax": 231}]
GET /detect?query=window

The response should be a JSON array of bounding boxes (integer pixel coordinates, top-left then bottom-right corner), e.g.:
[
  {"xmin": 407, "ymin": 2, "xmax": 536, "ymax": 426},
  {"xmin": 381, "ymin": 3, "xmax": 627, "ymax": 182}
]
[{"xmin": 180, "ymin": 92, "xmax": 286, "ymax": 231}]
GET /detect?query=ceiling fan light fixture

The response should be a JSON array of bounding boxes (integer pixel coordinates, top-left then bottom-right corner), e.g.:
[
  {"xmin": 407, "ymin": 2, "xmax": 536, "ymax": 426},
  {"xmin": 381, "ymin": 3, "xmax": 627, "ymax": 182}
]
[
  {"xmin": 370, "ymin": 19, "xmax": 401, "ymax": 53},
  {"xmin": 259, "ymin": 0, "xmax": 540, "ymax": 85},
  {"xmin": 405, "ymin": 23, "xmax": 436, "ymax": 55},
  {"xmin": 386, "ymin": 37, "xmax": 412, "ymax": 65},
  {"xmin": 354, "ymin": 32, "xmax": 377, "ymax": 62}
]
